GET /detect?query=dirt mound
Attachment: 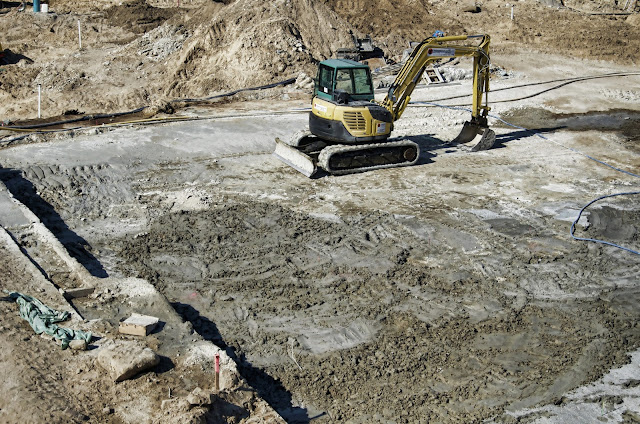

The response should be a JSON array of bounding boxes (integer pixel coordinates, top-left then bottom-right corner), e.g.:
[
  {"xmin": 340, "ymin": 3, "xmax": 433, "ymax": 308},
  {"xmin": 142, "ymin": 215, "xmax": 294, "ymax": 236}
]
[
  {"xmin": 165, "ymin": 0, "xmax": 355, "ymax": 97},
  {"xmin": 2, "ymin": 0, "xmax": 639, "ymax": 120},
  {"xmin": 326, "ymin": 0, "xmax": 640, "ymax": 63},
  {"xmin": 104, "ymin": 0, "xmax": 177, "ymax": 34}
]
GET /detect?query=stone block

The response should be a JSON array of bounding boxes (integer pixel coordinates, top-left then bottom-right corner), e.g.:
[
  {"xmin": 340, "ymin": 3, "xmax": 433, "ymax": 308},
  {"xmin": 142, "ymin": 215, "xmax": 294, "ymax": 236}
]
[
  {"xmin": 69, "ymin": 339, "xmax": 88, "ymax": 351},
  {"xmin": 62, "ymin": 287, "xmax": 95, "ymax": 299},
  {"xmin": 119, "ymin": 313, "xmax": 160, "ymax": 336},
  {"xmin": 187, "ymin": 387, "xmax": 215, "ymax": 406}
]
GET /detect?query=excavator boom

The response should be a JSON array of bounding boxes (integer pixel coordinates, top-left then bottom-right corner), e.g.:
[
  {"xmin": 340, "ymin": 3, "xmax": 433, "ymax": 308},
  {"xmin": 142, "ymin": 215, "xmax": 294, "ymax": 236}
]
[
  {"xmin": 380, "ymin": 34, "xmax": 491, "ymax": 123},
  {"xmin": 380, "ymin": 34, "xmax": 495, "ymax": 149}
]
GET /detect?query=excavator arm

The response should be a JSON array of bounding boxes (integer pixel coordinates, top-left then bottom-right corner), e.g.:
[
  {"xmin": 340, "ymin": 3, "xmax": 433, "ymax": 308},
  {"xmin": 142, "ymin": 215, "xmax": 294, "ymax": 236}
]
[
  {"xmin": 379, "ymin": 34, "xmax": 491, "ymax": 122},
  {"xmin": 379, "ymin": 34, "xmax": 495, "ymax": 151}
]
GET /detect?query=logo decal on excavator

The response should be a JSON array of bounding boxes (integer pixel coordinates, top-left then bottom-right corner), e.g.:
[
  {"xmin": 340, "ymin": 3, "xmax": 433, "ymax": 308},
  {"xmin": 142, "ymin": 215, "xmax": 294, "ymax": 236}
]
[
  {"xmin": 427, "ymin": 48, "xmax": 455, "ymax": 57},
  {"xmin": 314, "ymin": 103, "xmax": 327, "ymax": 113}
]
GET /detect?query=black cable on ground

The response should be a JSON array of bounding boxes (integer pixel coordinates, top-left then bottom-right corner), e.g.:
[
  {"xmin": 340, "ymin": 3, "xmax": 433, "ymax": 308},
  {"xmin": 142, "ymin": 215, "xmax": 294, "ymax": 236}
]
[
  {"xmin": 172, "ymin": 77, "xmax": 297, "ymax": 103},
  {"xmin": 419, "ymin": 72, "xmax": 640, "ymax": 105},
  {"xmin": 2, "ymin": 77, "xmax": 297, "ymax": 131},
  {"xmin": 3, "ymin": 107, "xmax": 147, "ymax": 130}
]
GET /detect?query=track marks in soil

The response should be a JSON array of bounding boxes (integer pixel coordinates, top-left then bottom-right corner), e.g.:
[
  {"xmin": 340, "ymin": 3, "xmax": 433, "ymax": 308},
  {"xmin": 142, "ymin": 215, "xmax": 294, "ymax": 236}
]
[
  {"xmin": 23, "ymin": 162, "xmax": 137, "ymax": 222},
  {"xmin": 113, "ymin": 198, "xmax": 640, "ymax": 421}
]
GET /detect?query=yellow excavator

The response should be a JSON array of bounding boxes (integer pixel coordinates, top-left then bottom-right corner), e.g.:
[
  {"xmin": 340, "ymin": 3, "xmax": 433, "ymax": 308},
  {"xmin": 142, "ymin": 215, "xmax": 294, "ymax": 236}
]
[{"xmin": 274, "ymin": 34, "xmax": 496, "ymax": 177}]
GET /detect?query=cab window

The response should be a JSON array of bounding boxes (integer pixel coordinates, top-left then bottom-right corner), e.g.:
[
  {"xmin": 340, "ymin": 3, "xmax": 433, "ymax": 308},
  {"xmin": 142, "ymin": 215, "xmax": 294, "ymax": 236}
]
[
  {"xmin": 335, "ymin": 69, "xmax": 353, "ymax": 93},
  {"xmin": 352, "ymin": 68, "xmax": 373, "ymax": 95},
  {"xmin": 318, "ymin": 65, "xmax": 334, "ymax": 95}
]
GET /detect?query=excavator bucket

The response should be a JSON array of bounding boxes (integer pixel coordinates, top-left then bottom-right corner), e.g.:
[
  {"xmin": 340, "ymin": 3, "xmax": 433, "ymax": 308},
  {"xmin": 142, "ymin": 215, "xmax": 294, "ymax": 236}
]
[{"xmin": 452, "ymin": 121, "xmax": 496, "ymax": 151}]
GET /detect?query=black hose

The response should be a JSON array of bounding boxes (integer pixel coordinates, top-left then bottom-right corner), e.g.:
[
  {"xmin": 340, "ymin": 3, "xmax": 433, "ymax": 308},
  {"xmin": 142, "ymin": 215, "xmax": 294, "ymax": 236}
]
[
  {"xmin": 423, "ymin": 72, "xmax": 640, "ymax": 104},
  {"xmin": 3, "ymin": 77, "xmax": 297, "ymax": 131},
  {"xmin": 4, "ymin": 107, "xmax": 147, "ymax": 130},
  {"xmin": 172, "ymin": 77, "xmax": 297, "ymax": 103}
]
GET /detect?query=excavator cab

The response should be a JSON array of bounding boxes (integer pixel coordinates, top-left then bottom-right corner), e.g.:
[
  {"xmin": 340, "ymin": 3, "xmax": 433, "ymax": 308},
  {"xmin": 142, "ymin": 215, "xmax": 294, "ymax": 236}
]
[
  {"xmin": 310, "ymin": 59, "xmax": 393, "ymax": 144},
  {"xmin": 314, "ymin": 59, "xmax": 375, "ymax": 104}
]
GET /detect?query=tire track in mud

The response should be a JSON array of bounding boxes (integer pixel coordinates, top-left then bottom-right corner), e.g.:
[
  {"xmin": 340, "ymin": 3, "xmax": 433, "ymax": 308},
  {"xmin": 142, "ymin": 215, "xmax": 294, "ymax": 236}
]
[
  {"xmin": 11, "ymin": 148, "xmax": 639, "ymax": 422},
  {"xmin": 22, "ymin": 163, "xmax": 138, "ymax": 222},
  {"xmin": 113, "ymin": 198, "xmax": 640, "ymax": 422}
]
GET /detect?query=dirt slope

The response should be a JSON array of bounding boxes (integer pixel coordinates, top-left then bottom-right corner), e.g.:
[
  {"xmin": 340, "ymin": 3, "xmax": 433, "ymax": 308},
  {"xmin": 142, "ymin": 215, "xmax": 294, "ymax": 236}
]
[
  {"xmin": 164, "ymin": 0, "xmax": 354, "ymax": 97},
  {"xmin": 1, "ymin": 0, "xmax": 638, "ymax": 120}
]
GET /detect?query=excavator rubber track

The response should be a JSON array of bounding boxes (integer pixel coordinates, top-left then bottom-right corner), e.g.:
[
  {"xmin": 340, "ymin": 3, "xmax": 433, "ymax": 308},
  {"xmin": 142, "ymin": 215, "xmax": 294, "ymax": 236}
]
[{"xmin": 318, "ymin": 139, "xmax": 420, "ymax": 176}]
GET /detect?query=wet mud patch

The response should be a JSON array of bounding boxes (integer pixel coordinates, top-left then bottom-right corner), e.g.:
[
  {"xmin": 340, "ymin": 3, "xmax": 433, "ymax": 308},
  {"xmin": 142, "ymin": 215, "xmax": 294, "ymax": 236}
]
[
  {"xmin": 486, "ymin": 217, "xmax": 536, "ymax": 237},
  {"xmin": 586, "ymin": 205, "xmax": 639, "ymax": 243},
  {"xmin": 110, "ymin": 199, "xmax": 640, "ymax": 422},
  {"xmin": 498, "ymin": 107, "xmax": 640, "ymax": 152}
]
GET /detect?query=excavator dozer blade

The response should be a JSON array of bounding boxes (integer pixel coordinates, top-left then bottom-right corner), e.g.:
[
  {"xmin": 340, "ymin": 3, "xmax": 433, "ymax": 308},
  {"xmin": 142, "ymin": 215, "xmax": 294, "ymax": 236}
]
[
  {"xmin": 452, "ymin": 121, "xmax": 496, "ymax": 151},
  {"xmin": 273, "ymin": 138, "xmax": 317, "ymax": 178}
]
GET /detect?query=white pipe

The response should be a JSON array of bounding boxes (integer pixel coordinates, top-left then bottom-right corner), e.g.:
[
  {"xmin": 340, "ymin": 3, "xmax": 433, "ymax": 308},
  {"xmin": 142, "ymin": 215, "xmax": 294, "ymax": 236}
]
[
  {"xmin": 511, "ymin": 5, "xmax": 514, "ymax": 20},
  {"xmin": 37, "ymin": 84, "xmax": 41, "ymax": 119},
  {"xmin": 78, "ymin": 20, "xmax": 82, "ymax": 49}
]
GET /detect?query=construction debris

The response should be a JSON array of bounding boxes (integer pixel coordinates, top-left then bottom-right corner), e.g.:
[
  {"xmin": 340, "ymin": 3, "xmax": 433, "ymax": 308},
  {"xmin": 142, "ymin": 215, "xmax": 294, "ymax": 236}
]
[
  {"xmin": 118, "ymin": 313, "xmax": 160, "ymax": 336},
  {"xmin": 337, "ymin": 35, "xmax": 381, "ymax": 60},
  {"xmin": 8, "ymin": 291, "xmax": 92, "ymax": 349},
  {"xmin": 97, "ymin": 340, "xmax": 160, "ymax": 382}
]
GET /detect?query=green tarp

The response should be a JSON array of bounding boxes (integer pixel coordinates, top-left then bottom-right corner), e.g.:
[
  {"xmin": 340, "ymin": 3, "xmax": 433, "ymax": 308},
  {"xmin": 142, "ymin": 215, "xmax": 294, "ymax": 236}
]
[{"xmin": 8, "ymin": 291, "xmax": 92, "ymax": 349}]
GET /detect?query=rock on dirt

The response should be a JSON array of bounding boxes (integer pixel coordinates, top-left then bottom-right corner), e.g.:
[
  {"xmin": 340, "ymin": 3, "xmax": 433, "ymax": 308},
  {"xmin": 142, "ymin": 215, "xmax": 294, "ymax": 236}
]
[
  {"xmin": 69, "ymin": 339, "xmax": 88, "ymax": 351},
  {"xmin": 97, "ymin": 339, "xmax": 160, "ymax": 382},
  {"xmin": 186, "ymin": 387, "xmax": 215, "ymax": 407}
]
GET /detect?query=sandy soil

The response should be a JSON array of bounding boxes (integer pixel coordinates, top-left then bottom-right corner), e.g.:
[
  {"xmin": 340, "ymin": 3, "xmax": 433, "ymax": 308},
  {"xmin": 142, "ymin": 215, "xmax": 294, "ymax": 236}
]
[
  {"xmin": 0, "ymin": 0, "xmax": 638, "ymax": 119},
  {"xmin": 0, "ymin": 52, "xmax": 639, "ymax": 422},
  {"xmin": 0, "ymin": 0, "xmax": 639, "ymax": 423}
]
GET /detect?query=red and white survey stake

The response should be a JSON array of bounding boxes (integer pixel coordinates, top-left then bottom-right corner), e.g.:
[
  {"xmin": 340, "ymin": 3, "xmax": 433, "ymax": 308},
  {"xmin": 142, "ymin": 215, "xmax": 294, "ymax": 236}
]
[{"xmin": 215, "ymin": 353, "xmax": 220, "ymax": 392}]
